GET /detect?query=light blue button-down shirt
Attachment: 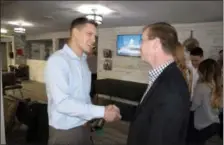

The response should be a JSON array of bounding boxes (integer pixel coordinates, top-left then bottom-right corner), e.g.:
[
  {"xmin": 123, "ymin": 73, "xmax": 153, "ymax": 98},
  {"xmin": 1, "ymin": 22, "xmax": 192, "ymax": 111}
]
[{"xmin": 44, "ymin": 44, "xmax": 105, "ymax": 130}]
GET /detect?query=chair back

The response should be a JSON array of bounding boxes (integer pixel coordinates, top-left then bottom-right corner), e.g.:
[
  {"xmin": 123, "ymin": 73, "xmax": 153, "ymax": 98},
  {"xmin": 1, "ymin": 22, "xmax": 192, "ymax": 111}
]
[{"xmin": 2, "ymin": 72, "xmax": 17, "ymax": 87}]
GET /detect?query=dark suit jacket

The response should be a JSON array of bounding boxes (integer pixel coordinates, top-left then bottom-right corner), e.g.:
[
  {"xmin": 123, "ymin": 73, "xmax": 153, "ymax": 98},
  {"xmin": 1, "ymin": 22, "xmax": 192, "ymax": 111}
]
[{"xmin": 127, "ymin": 62, "xmax": 190, "ymax": 145}]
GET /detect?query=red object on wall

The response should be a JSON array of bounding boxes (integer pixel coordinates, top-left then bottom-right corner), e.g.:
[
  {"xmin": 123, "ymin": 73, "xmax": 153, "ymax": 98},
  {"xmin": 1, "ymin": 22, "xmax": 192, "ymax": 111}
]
[{"xmin": 16, "ymin": 49, "xmax": 23, "ymax": 56}]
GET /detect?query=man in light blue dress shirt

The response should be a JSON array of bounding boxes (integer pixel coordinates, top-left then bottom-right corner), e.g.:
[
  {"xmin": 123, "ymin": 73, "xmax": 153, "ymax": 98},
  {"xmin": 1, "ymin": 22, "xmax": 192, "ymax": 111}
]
[{"xmin": 45, "ymin": 17, "xmax": 121, "ymax": 145}]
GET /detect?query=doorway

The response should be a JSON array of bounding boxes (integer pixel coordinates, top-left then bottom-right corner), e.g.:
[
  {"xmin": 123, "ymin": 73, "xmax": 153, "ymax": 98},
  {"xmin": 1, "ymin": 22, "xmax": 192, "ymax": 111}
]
[{"xmin": 0, "ymin": 35, "xmax": 15, "ymax": 70}]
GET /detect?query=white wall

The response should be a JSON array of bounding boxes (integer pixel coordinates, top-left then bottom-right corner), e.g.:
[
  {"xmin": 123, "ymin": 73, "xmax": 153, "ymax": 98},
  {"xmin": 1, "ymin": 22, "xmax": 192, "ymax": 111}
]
[
  {"xmin": 97, "ymin": 22, "xmax": 223, "ymax": 83},
  {"xmin": 26, "ymin": 21, "xmax": 223, "ymax": 83}
]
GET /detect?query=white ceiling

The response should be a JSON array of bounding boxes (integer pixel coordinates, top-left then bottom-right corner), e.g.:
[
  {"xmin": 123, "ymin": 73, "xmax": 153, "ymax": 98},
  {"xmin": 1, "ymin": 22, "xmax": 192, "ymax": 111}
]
[{"xmin": 1, "ymin": 1, "xmax": 223, "ymax": 34}]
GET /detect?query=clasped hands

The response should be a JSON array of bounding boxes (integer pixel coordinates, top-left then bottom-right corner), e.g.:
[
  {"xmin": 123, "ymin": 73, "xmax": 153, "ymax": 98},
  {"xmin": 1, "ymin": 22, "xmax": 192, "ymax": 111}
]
[{"xmin": 104, "ymin": 105, "xmax": 121, "ymax": 122}]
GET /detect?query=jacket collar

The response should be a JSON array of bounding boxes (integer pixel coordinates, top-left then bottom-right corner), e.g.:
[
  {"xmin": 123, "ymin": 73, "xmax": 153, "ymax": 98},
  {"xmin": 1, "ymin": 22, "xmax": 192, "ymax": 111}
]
[{"xmin": 133, "ymin": 62, "xmax": 176, "ymax": 120}]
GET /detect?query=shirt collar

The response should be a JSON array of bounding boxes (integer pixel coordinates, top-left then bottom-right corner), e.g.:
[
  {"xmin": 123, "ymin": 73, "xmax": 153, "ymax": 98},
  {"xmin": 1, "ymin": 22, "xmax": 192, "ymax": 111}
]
[
  {"xmin": 63, "ymin": 44, "xmax": 87, "ymax": 60},
  {"xmin": 148, "ymin": 59, "xmax": 174, "ymax": 82}
]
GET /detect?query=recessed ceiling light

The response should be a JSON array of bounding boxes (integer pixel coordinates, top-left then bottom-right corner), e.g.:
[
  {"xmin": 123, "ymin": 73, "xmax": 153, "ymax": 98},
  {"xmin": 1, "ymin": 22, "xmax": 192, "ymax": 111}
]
[
  {"xmin": 76, "ymin": 4, "xmax": 114, "ymax": 15},
  {"xmin": 8, "ymin": 20, "xmax": 33, "ymax": 27},
  {"xmin": 43, "ymin": 15, "xmax": 54, "ymax": 20},
  {"xmin": 1, "ymin": 28, "xmax": 8, "ymax": 34}
]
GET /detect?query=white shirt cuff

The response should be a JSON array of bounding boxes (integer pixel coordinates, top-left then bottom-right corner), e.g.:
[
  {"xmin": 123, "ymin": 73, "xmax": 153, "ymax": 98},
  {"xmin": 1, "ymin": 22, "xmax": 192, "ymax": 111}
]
[{"xmin": 91, "ymin": 105, "xmax": 105, "ymax": 119}]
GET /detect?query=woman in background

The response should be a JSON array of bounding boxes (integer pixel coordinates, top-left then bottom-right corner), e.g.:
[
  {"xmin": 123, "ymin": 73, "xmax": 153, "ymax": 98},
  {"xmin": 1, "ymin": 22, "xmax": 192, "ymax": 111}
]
[
  {"xmin": 173, "ymin": 42, "xmax": 193, "ymax": 95},
  {"xmin": 190, "ymin": 59, "xmax": 222, "ymax": 145}
]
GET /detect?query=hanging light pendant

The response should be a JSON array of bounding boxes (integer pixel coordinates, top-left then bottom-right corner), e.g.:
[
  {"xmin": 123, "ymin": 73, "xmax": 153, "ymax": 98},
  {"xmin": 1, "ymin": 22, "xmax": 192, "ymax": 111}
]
[{"xmin": 86, "ymin": 9, "xmax": 103, "ymax": 25}]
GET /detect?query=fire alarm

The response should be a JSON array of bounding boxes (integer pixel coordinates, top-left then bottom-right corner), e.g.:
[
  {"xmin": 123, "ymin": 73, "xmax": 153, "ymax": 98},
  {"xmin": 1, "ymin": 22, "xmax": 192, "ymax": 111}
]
[{"xmin": 16, "ymin": 49, "xmax": 24, "ymax": 56}]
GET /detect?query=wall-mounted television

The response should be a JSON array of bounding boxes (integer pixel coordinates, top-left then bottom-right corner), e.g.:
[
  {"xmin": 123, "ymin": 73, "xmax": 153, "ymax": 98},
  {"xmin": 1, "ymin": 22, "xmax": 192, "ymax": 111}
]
[{"xmin": 116, "ymin": 34, "xmax": 142, "ymax": 57}]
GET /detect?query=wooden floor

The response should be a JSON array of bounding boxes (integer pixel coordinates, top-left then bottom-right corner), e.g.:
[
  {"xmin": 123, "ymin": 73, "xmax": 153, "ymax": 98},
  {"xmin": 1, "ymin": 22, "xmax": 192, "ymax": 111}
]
[{"xmin": 4, "ymin": 80, "xmax": 223, "ymax": 145}]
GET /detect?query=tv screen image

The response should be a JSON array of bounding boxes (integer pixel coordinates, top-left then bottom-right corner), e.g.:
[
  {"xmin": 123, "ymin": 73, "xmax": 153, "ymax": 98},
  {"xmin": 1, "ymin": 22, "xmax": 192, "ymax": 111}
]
[{"xmin": 117, "ymin": 34, "xmax": 142, "ymax": 57}]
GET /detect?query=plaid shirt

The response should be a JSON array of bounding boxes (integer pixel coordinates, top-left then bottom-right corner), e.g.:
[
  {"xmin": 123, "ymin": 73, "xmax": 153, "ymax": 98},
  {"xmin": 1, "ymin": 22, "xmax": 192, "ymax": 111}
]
[{"xmin": 140, "ymin": 60, "xmax": 174, "ymax": 103}]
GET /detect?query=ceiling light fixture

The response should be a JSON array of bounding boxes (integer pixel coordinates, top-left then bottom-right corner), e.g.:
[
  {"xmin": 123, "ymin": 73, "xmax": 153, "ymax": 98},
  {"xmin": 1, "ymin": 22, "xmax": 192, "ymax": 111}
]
[
  {"xmin": 76, "ymin": 4, "xmax": 114, "ymax": 15},
  {"xmin": 1, "ymin": 28, "xmax": 8, "ymax": 34},
  {"xmin": 86, "ymin": 14, "xmax": 103, "ymax": 25},
  {"xmin": 8, "ymin": 20, "xmax": 33, "ymax": 27},
  {"xmin": 86, "ymin": 9, "xmax": 103, "ymax": 25},
  {"xmin": 14, "ymin": 27, "xmax": 26, "ymax": 33},
  {"xmin": 10, "ymin": 20, "xmax": 27, "ymax": 33}
]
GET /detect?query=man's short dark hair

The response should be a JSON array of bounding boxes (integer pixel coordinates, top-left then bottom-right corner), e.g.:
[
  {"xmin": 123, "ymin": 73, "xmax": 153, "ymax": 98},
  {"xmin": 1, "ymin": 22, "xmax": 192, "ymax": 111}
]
[
  {"xmin": 70, "ymin": 17, "xmax": 98, "ymax": 32},
  {"xmin": 190, "ymin": 47, "xmax": 204, "ymax": 57},
  {"xmin": 144, "ymin": 22, "xmax": 178, "ymax": 54},
  {"xmin": 219, "ymin": 50, "xmax": 223, "ymax": 54}
]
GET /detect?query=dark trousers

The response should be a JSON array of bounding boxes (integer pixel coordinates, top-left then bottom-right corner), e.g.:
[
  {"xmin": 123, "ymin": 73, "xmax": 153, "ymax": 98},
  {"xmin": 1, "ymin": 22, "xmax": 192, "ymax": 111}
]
[
  {"xmin": 196, "ymin": 123, "xmax": 220, "ymax": 145},
  {"xmin": 48, "ymin": 125, "xmax": 93, "ymax": 145},
  {"xmin": 187, "ymin": 111, "xmax": 221, "ymax": 145}
]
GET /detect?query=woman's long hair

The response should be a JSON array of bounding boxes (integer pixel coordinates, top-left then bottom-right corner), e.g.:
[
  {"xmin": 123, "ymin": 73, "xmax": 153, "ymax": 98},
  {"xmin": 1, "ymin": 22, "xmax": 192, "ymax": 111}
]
[
  {"xmin": 173, "ymin": 42, "xmax": 192, "ymax": 93},
  {"xmin": 198, "ymin": 59, "xmax": 222, "ymax": 108}
]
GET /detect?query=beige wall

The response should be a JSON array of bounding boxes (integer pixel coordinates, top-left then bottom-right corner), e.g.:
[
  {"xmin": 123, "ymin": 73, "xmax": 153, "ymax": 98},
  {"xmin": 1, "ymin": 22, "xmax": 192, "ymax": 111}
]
[
  {"xmin": 27, "ymin": 59, "xmax": 46, "ymax": 83},
  {"xmin": 26, "ymin": 21, "xmax": 223, "ymax": 83}
]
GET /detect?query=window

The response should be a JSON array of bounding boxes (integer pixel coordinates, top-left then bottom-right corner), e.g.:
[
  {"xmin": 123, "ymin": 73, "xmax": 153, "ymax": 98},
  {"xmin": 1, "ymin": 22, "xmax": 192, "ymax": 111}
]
[
  {"xmin": 58, "ymin": 38, "xmax": 68, "ymax": 50},
  {"xmin": 26, "ymin": 39, "xmax": 53, "ymax": 60}
]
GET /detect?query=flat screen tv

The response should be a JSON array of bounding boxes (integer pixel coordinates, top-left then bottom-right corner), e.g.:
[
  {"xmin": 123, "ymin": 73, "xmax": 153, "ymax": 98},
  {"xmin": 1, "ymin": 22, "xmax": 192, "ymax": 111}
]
[{"xmin": 117, "ymin": 34, "xmax": 142, "ymax": 57}]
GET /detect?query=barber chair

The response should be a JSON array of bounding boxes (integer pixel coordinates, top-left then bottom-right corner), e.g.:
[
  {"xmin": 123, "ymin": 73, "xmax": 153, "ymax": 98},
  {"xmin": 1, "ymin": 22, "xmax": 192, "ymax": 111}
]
[{"xmin": 2, "ymin": 72, "xmax": 24, "ymax": 98}]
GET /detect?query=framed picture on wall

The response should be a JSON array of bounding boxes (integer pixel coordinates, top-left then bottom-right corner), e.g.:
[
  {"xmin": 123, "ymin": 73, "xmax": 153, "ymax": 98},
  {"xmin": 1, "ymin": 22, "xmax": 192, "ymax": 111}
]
[
  {"xmin": 103, "ymin": 49, "xmax": 112, "ymax": 58},
  {"xmin": 103, "ymin": 59, "xmax": 112, "ymax": 70}
]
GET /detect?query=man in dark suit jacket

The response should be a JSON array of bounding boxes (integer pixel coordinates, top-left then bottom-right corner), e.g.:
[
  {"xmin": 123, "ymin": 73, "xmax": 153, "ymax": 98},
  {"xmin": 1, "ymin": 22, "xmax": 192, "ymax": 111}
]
[{"xmin": 127, "ymin": 22, "xmax": 190, "ymax": 145}]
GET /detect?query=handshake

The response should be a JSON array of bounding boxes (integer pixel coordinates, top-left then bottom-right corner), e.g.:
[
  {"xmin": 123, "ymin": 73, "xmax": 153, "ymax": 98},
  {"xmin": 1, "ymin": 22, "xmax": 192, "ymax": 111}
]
[{"xmin": 103, "ymin": 105, "xmax": 121, "ymax": 122}]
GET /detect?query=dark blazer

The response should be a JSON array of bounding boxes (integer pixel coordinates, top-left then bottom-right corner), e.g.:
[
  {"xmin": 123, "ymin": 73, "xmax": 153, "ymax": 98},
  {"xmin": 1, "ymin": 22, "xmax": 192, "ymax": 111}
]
[{"xmin": 127, "ymin": 62, "xmax": 190, "ymax": 145}]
